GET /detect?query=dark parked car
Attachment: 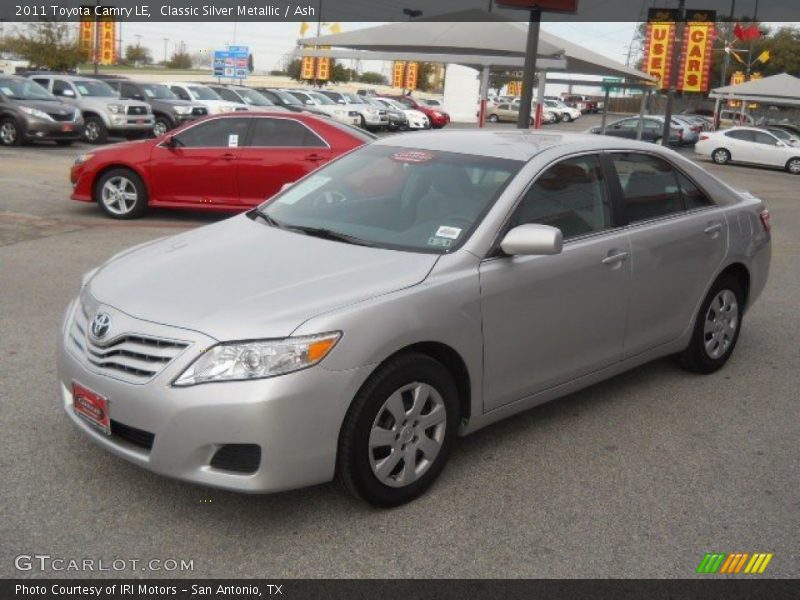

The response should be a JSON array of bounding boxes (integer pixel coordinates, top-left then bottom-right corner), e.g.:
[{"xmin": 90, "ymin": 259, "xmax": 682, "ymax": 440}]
[
  {"xmin": 207, "ymin": 84, "xmax": 287, "ymax": 111},
  {"xmin": 254, "ymin": 88, "xmax": 328, "ymax": 117},
  {"xmin": 588, "ymin": 116, "xmax": 681, "ymax": 145},
  {"xmin": 0, "ymin": 75, "xmax": 83, "ymax": 146},
  {"xmin": 362, "ymin": 95, "xmax": 408, "ymax": 131},
  {"xmin": 105, "ymin": 79, "xmax": 208, "ymax": 137}
]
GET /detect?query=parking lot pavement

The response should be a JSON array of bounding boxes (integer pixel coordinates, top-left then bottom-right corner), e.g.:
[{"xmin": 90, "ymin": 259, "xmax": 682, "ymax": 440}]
[{"xmin": 1, "ymin": 125, "xmax": 798, "ymax": 579}]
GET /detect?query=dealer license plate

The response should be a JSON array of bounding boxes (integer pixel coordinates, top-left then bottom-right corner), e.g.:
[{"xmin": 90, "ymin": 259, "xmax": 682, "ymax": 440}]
[{"xmin": 72, "ymin": 382, "xmax": 111, "ymax": 435}]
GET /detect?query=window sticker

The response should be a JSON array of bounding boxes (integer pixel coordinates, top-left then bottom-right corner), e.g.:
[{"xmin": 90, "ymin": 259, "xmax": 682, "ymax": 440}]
[
  {"xmin": 392, "ymin": 150, "xmax": 434, "ymax": 163},
  {"xmin": 435, "ymin": 225, "xmax": 462, "ymax": 240},
  {"xmin": 144, "ymin": 89, "xmax": 155, "ymax": 98},
  {"xmin": 277, "ymin": 175, "xmax": 332, "ymax": 205},
  {"xmin": 428, "ymin": 237, "xmax": 453, "ymax": 248},
  {"xmin": 228, "ymin": 134, "xmax": 239, "ymax": 147}
]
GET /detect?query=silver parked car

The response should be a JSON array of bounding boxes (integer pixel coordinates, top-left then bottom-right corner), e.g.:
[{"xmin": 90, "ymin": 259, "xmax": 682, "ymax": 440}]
[{"xmin": 58, "ymin": 132, "xmax": 771, "ymax": 506}]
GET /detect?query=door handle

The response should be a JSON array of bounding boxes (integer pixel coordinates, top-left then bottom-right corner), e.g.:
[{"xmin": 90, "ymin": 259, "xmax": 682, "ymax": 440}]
[
  {"xmin": 304, "ymin": 153, "xmax": 325, "ymax": 162},
  {"xmin": 221, "ymin": 153, "xmax": 236, "ymax": 161},
  {"xmin": 704, "ymin": 223, "xmax": 723, "ymax": 235},
  {"xmin": 601, "ymin": 251, "xmax": 629, "ymax": 265}
]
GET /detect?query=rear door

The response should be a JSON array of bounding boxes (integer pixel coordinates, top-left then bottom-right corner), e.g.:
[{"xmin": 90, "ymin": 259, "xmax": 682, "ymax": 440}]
[
  {"xmin": 480, "ymin": 153, "xmax": 631, "ymax": 411},
  {"xmin": 751, "ymin": 130, "xmax": 787, "ymax": 166},
  {"xmin": 607, "ymin": 152, "xmax": 727, "ymax": 357},
  {"xmin": 237, "ymin": 117, "xmax": 332, "ymax": 207},
  {"xmin": 147, "ymin": 117, "xmax": 250, "ymax": 207}
]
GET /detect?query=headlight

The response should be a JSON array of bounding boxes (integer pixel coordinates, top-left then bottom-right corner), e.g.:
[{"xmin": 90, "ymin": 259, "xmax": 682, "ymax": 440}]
[
  {"xmin": 73, "ymin": 109, "xmax": 83, "ymax": 122},
  {"xmin": 173, "ymin": 332, "xmax": 342, "ymax": 386},
  {"xmin": 74, "ymin": 153, "xmax": 95, "ymax": 166},
  {"xmin": 107, "ymin": 104, "xmax": 124, "ymax": 114},
  {"xmin": 173, "ymin": 105, "xmax": 192, "ymax": 115},
  {"xmin": 19, "ymin": 106, "xmax": 52, "ymax": 120}
]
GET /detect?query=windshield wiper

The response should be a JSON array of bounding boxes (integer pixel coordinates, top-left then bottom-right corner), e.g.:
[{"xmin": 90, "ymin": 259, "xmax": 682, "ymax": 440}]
[
  {"xmin": 285, "ymin": 225, "xmax": 375, "ymax": 247},
  {"xmin": 248, "ymin": 208, "xmax": 284, "ymax": 229}
]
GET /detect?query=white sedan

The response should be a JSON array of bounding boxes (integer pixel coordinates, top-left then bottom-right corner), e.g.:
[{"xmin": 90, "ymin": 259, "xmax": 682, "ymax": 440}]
[{"xmin": 695, "ymin": 127, "xmax": 800, "ymax": 174}]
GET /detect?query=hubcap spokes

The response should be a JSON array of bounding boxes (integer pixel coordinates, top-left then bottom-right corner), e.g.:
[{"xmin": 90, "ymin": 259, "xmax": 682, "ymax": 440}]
[
  {"xmin": 102, "ymin": 177, "xmax": 137, "ymax": 215},
  {"xmin": 369, "ymin": 382, "xmax": 446, "ymax": 488},
  {"xmin": 1, "ymin": 123, "xmax": 15, "ymax": 144},
  {"xmin": 703, "ymin": 289, "xmax": 739, "ymax": 359}
]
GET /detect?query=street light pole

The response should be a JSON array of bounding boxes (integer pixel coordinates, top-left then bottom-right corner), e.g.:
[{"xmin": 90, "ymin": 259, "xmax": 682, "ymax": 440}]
[
  {"xmin": 660, "ymin": 0, "xmax": 686, "ymax": 146},
  {"xmin": 518, "ymin": 8, "xmax": 541, "ymax": 129},
  {"xmin": 93, "ymin": 0, "xmax": 101, "ymax": 74}
]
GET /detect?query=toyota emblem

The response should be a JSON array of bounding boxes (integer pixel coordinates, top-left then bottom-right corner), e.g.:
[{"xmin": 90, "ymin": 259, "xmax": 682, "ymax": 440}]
[{"xmin": 90, "ymin": 312, "xmax": 111, "ymax": 339}]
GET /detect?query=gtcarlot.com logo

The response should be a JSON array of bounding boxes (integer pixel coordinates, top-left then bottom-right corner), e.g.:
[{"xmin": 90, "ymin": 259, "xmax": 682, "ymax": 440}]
[{"xmin": 697, "ymin": 552, "xmax": 773, "ymax": 574}]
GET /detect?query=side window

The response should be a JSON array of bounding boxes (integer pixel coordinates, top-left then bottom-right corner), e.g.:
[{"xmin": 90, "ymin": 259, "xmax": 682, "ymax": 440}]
[
  {"xmin": 248, "ymin": 118, "xmax": 326, "ymax": 147},
  {"xmin": 618, "ymin": 120, "xmax": 638, "ymax": 129},
  {"xmin": 512, "ymin": 154, "xmax": 612, "ymax": 239},
  {"xmin": 753, "ymin": 131, "xmax": 778, "ymax": 145},
  {"xmin": 32, "ymin": 78, "xmax": 50, "ymax": 89},
  {"xmin": 676, "ymin": 172, "xmax": 713, "ymax": 210},
  {"xmin": 52, "ymin": 80, "xmax": 73, "ymax": 97},
  {"xmin": 120, "ymin": 83, "xmax": 139, "ymax": 99},
  {"xmin": 498, "ymin": 104, "xmax": 509, "ymax": 110},
  {"xmin": 611, "ymin": 153, "xmax": 683, "ymax": 223},
  {"xmin": 726, "ymin": 130, "xmax": 754, "ymax": 142},
  {"xmin": 170, "ymin": 86, "xmax": 191, "ymax": 101},
  {"xmin": 174, "ymin": 118, "xmax": 250, "ymax": 148}
]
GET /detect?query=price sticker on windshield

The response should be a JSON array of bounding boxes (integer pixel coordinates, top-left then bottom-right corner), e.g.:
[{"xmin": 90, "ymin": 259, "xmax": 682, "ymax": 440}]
[
  {"xmin": 435, "ymin": 226, "xmax": 462, "ymax": 240},
  {"xmin": 392, "ymin": 150, "xmax": 434, "ymax": 163}
]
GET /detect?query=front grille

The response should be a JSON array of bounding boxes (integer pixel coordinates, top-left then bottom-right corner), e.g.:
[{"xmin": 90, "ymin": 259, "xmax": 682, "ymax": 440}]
[
  {"xmin": 191, "ymin": 107, "xmax": 208, "ymax": 116},
  {"xmin": 68, "ymin": 300, "xmax": 190, "ymax": 383},
  {"xmin": 111, "ymin": 420, "xmax": 155, "ymax": 451},
  {"xmin": 49, "ymin": 112, "xmax": 74, "ymax": 122},
  {"xmin": 210, "ymin": 444, "xmax": 261, "ymax": 474},
  {"xmin": 126, "ymin": 105, "xmax": 147, "ymax": 115}
]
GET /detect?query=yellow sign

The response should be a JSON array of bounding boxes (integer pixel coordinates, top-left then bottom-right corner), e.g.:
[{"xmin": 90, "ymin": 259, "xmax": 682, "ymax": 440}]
[
  {"xmin": 507, "ymin": 81, "xmax": 522, "ymax": 96},
  {"xmin": 406, "ymin": 62, "xmax": 419, "ymax": 90},
  {"xmin": 678, "ymin": 22, "xmax": 715, "ymax": 92},
  {"xmin": 643, "ymin": 21, "xmax": 675, "ymax": 90},
  {"xmin": 300, "ymin": 56, "xmax": 315, "ymax": 80},
  {"xmin": 98, "ymin": 18, "xmax": 116, "ymax": 65},
  {"xmin": 78, "ymin": 19, "xmax": 95, "ymax": 57},
  {"xmin": 392, "ymin": 61, "xmax": 419, "ymax": 89},
  {"xmin": 315, "ymin": 57, "xmax": 331, "ymax": 81}
]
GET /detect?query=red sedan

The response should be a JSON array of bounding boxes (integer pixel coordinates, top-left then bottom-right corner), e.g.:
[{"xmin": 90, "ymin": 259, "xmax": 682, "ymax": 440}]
[
  {"xmin": 70, "ymin": 112, "xmax": 374, "ymax": 219},
  {"xmin": 383, "ymin": 95, "xmax": 450, "ymax": 128}
]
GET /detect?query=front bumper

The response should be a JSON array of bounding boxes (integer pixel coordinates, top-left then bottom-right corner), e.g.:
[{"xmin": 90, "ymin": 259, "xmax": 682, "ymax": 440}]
[
  {"xmin": 23, "ymin": 118, "xmax": 83, "ymax": 142},
  {"xmin": 57, "ymin": 297, "xmax": 373, "ymax": 493},
  {"xmin": 107, "ymin": 115, "xmax": 155, "ymax": 132}
]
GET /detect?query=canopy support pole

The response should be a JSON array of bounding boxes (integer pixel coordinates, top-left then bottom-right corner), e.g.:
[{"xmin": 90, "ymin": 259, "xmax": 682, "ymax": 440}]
[
  {"xmin": 518, "ymin": 8, "xmax": 542, "ymax": 129},
  {"xmin": 534, "ymin": 71, "xmax": 546, "ymax": 128},
  {"xmin": 636, "ymin": 89, "xmax": 648, "ymax": 140},
  {"xmin": 713, "ymin": 96, "xmax": 721, "ymax": 130},
  {"xmin": 478, "ymin": 66, "xmax": 490, "ymax": 128}
]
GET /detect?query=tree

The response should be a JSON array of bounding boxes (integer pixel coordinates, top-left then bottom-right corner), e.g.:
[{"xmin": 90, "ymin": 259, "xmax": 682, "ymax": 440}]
[
  {"xmin": 761, "ymin": 27, "xmax": 800, "ymax": 76},
  {"xmin": 124, "ymin": 44, "xmax": 152, "ymax": 66},
  {"xmin": 190, "ymin": 51, "xmax": 212, "ymax": 68},
  {"xmin": 286, "ymin": 58, "xmax": 302, "ymax": 80},
  {"xmin": 166, "ymin": 50, "xmax": 192, "ymax": 70},
  {"xmin": 330, "ymin": 60, "xmax": 352, "ymax": 83},
  {"xmin": 358, "ymin": 71, "xmax": 387, "ymax": 85},
  {"xmin": 6, "ymin": 21, "xmax": 88, "ymax": 71}
]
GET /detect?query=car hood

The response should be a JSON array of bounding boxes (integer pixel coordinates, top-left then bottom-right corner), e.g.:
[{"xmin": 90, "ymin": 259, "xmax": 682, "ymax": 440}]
[
  {"xmin": 14, "ymin": 99, "xmax": 74, "ymax": 115},
  {"xmin": 88, "ymin": 215, "xmax": 439, "ymax": 341}
]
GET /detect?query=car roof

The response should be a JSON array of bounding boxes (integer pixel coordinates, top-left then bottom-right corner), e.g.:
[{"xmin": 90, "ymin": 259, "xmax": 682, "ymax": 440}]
[{"xmin": 372, "ymin": 130, "xmax": 668, "ymax": 162}]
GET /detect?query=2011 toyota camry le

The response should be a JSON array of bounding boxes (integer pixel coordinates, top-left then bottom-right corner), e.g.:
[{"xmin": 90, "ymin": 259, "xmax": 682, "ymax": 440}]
[{"xmin": 57, "ymin": 131, "xmax": 771, "ymax": 506}]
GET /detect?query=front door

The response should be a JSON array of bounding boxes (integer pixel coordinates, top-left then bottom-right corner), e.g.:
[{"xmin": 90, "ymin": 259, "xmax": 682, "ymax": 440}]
[
  {"xmin": 480, "ymin": 154, "xmax": 631, "ymax": 411},
  {"xmin": 148, "ymin": 117, "xmax": 250, "ymax": 207}
]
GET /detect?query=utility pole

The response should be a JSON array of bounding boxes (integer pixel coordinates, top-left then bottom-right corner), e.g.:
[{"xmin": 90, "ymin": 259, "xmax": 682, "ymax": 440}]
[
  {"xmin": 312, "ymin": 0, "xmax": 322, "ymax": 88},
  {"xmin": 660, "ymin": 0, "xmax": 685, "ymax": 146},
  {"xmin": 163, "ymin": 38, "xmax": 169, "ymax": 65}
]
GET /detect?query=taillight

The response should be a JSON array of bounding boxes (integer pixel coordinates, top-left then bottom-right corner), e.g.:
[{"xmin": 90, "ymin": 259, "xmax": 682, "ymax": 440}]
[
  {"xmin": 759, "ymin": 210, "xmax": 771, "ymax": 233},
  {"xmin": 699, "ymin": 133, "xmax": 709, "ymax": 140}
]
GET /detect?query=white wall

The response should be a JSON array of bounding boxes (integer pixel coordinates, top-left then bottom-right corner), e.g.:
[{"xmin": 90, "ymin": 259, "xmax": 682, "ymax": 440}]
[{"xmin": 443, "ymin": 64, "xmax": 480, "ymax": 123}]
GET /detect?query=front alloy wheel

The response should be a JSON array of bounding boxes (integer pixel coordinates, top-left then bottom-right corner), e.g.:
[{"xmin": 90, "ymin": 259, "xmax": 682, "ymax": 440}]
[
  {"xmin": 95, "ymin": 168, "xmax": 148, "ymax": 219},
  {"xmin": 153, "ymin": 118, "xmax": 171, "ymax": 137},
  {"xmin": 0, "ymin": 119, "xmax": 21, "ymax": 146},
  {"xmin": 786, "ymin": 157, "xmax": 800, "ymax": 174},
  {"xmin": 337, "ymin": 353, "xmax": 459, "ymax": 506}
]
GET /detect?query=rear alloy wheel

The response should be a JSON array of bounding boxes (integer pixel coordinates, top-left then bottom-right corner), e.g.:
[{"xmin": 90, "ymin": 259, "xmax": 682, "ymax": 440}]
[
  {"xmin": 337, "ymin": 353, "xmax": 459, "ymax": 507},
  {"xmin": 95, "ymin": 168, "xmax": 148, "ymax": 219},
  {"xmin": 83, "ymin": 116, "xmax": 108, "ymax": 144},
  {"xmin": 562, "ymin": 112, "xmax": 572, "ymax": 122},
  {"xmin": 488, "ymin": 114, "xmax": 499, "ymax": 123},
  {"xmin": 0, "ymin": 118, "xmax": 21, "ymax": 146},
  {"xmin": 712, "ymin": 148, "xmax": 731, "ymax": 165},
  {"xmin": 786, "ymin": 157, "xmax": 800, "ymax": 175},
  {"xmin": 677, "ymin": 274, "xmax": 744, "ymax": 374}
]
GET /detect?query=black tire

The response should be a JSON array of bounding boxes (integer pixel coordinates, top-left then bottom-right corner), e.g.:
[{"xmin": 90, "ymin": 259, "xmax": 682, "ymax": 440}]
[
  {"xmin": 785, "ymin": 157, "xmax": 800, "ymax": 175},
  {"xmin": 56, "ymin": 140, "xmax": 75, "ymax": 146},
  {"xmin": 488, "ymin": 114, "xmax": 499, "ymax": 123},
  {"xmin": 561, "ymin": 112, "xmax": 572, "ymax": 122},
  {"xmin": 677, "ymin": 274, "xmax": 745, "ymax": 374},
  {"xmin": 152, "ymin": 116, "xmax": 172, "ymax": 138},
  {"xmin": 83, "ymin": 116, "xmax": 108, "ymax": 144},
  {"xmin": 712, "ymin": 148, "xmax": 731, "ymax": 165},
  {"xmin": 0, "ymin": 117, "xmax": 22, "ymax": 146},
  {"xmin": 94, "ymin": 168, "xmax": 148, "ymax": 219},
  {"xmin": 359, "ymin": 115, "xmax": 368, "ymax": 130},
  {"xmin": 337, "ymin": 353, "xmax": 460, "ymax": 507}
]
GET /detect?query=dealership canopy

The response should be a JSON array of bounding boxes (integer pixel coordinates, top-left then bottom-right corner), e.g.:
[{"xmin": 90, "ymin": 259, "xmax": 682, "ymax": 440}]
[
  {"xmin": 299, "ymin": 14, "xmax": 652, "ymax": 81},
  {"xmin": 709, "ymin": 73, "xmax": 800, "ymax": 107}
]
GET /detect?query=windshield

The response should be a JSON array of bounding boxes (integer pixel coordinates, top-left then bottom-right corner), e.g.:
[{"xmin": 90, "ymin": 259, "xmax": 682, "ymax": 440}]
[
  {"xmin": 0, "ymin": 78, "xmax": 54, "ymax": 100},
  {"xmin": 309, "ymin": 91, "xmax": 336, "ymax": 105},
  {"xmin": 273, "ymin": 90, "xmax": 303, "ymax": 106},
  {"xmin": 380, "ymin": 98, "xmax": 406, "ymax": 111},
  {"xmin": 74, "ymin": 80, "xmax": 116, "ymax": 97},
  {"xmin": 342, "ymin": 93, "xmax": 364, "ymax": 104},
  {"xmin": 141, "ymin": 84, "xmax": 177, "ymax": 99},
  {"xmin": 188, "ymin": 85, "xmax": 222, "ymax": 100},
  {"xmin": 235, "ymin": 88, "xmax": 273, "ymax": 106},
  {"xmin": 260, "ymin": 146, "xmax": 522, "ymax": 254}
]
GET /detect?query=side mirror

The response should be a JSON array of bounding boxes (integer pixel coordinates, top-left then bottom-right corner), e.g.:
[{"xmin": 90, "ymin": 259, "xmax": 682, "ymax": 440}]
[
  {"xmin": 337, "ymin": 99, "xmax": 346, "ymax": 104},
  {"xmin": 132, "ymin": 93, "xmax": 145, "ymax": 101},
  {"xmin": 164, "ymin": 134, "xmax": 177, "ymax": 147},
  {"xmin": 500, "ymin": 224, "xmax": 563, "ymax": 256},
  {"xmin": 776, "ymin": 141, "xmax": 785, "ymax": 147},
  {"xmin": 305, "ymin": 99, "xmax": 314, "ymax": 106},
  {"xmin": 58, "ymin": 89, "xmax": 75, "ymax": 98}
]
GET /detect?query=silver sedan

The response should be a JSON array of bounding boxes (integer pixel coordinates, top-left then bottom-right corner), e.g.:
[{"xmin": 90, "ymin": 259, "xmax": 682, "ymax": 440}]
[{"xmin": 58, "ymin": 131, "xmax": 771, "ymax": 506}]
